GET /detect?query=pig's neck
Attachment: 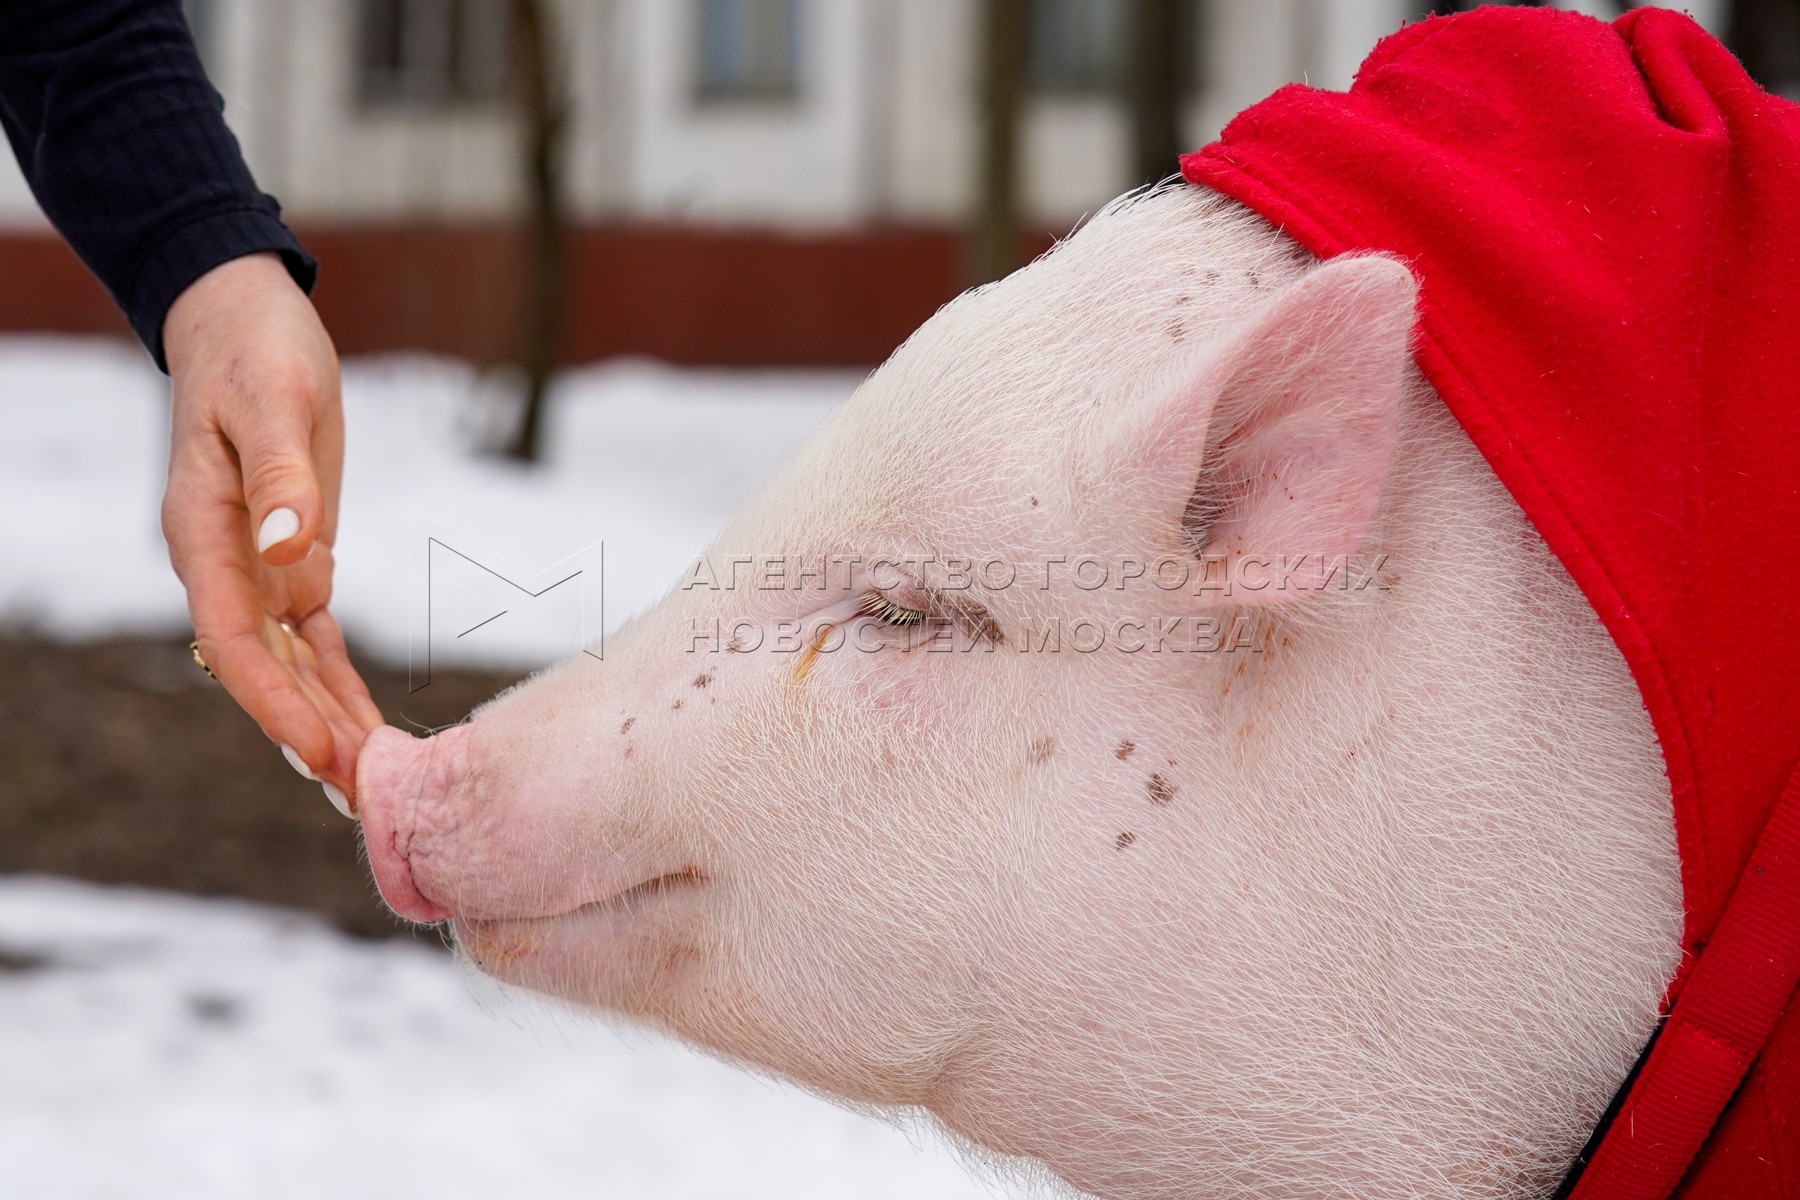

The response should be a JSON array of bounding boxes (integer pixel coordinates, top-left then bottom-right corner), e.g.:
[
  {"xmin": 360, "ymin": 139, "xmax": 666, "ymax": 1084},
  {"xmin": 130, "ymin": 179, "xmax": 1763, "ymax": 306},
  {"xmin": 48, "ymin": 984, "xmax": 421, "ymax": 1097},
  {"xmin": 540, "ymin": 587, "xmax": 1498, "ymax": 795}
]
[
  {"xmin": 1259, "ymin": 377, "xmax": 1686, "ymax": 1187},
  {"xmin": 953, "ymin": 235, "xmax": 1683, "ymax": 1199}
]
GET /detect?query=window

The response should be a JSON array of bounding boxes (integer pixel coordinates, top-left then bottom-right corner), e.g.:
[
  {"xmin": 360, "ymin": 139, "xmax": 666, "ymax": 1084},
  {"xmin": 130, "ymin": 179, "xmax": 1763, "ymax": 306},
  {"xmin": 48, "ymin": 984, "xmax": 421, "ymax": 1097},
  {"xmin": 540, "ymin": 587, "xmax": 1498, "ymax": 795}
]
[
  {"xmin": 1027, "ymin": 0, "xmax": 1122, "ymax": 94},
  {"xmin": 694, "ymin": 0, "xmax": 802, "ymax": 103},
  {"xmin": 1417, "ymin": 0, "xmax": 1552, "ymax": 14},
  {"xmin": 357, "ymin": 0, "xmax": 514, "ymax": 109},
  {"xmin": 1027, "ymin": 0, "xmax": 1207, "ymax": 97}
]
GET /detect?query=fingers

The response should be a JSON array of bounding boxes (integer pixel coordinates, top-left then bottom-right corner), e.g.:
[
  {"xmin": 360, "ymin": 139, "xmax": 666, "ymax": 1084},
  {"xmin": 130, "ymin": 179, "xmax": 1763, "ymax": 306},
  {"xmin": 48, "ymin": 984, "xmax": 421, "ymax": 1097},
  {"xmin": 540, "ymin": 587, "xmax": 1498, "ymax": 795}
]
[
  {"xmin": 185, "ymin": 557, "xmax": 366, "ymax": 803},
  {"xmin": 205, "ymin": 617, "xmax": 371, "ymax": 813},
  {"xmin": 169, "ymin": 475, "xmax": 377, "ymax": 807},
  {"xmin": 299, "ymin": 608, "xmax": 386, "ymax": 737},
  {"xmin": 200, "ymin": 620, "xmax": 337, "ymax": 780},
  {"xmin": 278, "ymin": 620, "xmax": 375, "ymax": 808},
  {"xmin": 230, "ymin": 402, "xmax": 325, "ymax": 570}
]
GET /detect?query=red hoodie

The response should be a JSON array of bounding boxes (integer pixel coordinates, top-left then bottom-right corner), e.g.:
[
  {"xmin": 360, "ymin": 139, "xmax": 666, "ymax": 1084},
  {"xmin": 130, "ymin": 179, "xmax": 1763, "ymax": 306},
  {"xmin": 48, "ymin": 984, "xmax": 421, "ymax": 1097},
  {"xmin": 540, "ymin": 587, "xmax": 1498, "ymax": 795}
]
[{"xmin": 1183, "ymin": 8, "xmax": 1800, "ymax": 1197}]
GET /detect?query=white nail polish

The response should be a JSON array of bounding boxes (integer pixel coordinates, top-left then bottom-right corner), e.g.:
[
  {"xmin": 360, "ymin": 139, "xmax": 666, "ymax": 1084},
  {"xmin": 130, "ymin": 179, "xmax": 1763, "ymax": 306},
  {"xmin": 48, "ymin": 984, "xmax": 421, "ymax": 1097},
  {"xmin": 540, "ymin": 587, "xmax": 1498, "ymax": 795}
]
[
  {"xmin": 257, "ymin": 507, "xmax": 301, "ymax": 553},
  {"xmin": 280, "ymin": 743, "xmax": 319, "ymax": 781},
  {"xmin": 322, "ymin": 782, "xmax": 353, "ymax": 820}
]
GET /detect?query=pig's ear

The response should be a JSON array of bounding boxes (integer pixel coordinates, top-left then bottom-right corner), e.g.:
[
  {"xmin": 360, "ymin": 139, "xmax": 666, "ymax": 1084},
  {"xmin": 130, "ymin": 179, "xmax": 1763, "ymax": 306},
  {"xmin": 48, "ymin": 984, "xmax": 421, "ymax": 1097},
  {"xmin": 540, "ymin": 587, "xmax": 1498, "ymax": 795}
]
[{"xmin": 1103, "ymin": 254, "xmax": 1417, "ymax": 600}]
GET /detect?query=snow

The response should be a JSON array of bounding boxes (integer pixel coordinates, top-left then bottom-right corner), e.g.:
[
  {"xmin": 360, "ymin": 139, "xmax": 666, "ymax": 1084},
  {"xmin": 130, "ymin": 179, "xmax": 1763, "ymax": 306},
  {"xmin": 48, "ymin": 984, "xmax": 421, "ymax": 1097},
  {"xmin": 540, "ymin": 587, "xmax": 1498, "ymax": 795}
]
[
  {"xmin": 0, "ymin": 339, "xmax": 186, "ymax": 639},
  {"xmin": 0, "ymin": 875, "xmax": 1002, "ymax": 1200},
  {"xmin": 0, "ymin": 335, "xmax": 857, "ymax": 668}
]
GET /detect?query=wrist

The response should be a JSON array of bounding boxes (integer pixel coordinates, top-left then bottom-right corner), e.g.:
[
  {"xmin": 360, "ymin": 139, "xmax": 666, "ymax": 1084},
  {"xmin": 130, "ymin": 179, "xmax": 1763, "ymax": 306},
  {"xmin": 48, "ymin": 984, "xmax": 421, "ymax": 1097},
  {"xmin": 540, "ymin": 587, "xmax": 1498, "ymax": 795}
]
[{"xmin": 162, "ymin": 252, "xmax": 298, "ymax": 379}]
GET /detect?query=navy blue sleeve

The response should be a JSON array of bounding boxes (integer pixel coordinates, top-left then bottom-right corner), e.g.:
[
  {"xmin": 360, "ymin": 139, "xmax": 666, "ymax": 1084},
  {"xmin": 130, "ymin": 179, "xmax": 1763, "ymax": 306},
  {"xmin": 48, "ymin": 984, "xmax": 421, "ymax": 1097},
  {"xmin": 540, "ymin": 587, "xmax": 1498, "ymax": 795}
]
[{"xmin": 0, "ymin": 0, "xmax": 317, "ymax": 371}]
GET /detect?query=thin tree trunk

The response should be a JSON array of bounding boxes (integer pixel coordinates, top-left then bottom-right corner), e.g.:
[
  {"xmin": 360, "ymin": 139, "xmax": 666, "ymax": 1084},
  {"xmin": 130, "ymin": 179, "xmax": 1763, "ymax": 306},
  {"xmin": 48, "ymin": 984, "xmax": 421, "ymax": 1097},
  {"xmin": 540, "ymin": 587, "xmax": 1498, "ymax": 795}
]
[
  {"xmin": 504, "ymin": 0, "xmax": 569, "ymax": 464},
  {"xmin": 1128, "ymin": 0, "xmax": 1185, "ymax": 188},
  {"xmin": 968, "ymin": 0, "xmax": 1027, "ymax": 287}
]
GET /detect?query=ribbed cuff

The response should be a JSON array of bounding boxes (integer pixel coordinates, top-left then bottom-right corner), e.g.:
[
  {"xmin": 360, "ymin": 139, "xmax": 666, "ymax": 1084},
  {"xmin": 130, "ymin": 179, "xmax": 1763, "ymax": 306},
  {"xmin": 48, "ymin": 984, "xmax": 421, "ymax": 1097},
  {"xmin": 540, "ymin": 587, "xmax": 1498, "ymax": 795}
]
[{"xmin": 126, "ymin": 207, "xmax": 319, "ymax": 372}]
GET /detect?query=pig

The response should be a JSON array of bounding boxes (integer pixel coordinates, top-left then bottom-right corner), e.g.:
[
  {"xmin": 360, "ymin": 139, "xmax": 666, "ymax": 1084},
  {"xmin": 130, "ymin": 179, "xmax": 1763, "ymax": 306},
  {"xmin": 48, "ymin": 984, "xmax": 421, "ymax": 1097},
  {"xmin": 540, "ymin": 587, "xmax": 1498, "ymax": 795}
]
[{"xmin": 356, "ymin": 187, "xmax": 1683, "ymax": 1200}]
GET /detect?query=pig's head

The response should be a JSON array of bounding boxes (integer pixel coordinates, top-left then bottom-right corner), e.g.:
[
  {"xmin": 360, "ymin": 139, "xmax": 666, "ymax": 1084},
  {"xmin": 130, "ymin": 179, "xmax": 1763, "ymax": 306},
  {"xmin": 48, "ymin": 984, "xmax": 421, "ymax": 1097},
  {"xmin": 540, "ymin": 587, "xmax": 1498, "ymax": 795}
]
[{"xmin": 358, "ymin": 189, "xmax": 1682, "ymax": 1199}]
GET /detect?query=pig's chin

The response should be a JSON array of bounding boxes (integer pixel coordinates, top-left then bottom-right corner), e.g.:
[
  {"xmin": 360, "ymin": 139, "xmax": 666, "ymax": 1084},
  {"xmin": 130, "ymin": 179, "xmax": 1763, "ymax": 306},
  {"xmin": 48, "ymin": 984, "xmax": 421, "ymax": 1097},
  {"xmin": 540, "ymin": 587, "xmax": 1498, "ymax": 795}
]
[{"xmin": 450, "ymin": 871, "xmax": 707, "ymax": 999}]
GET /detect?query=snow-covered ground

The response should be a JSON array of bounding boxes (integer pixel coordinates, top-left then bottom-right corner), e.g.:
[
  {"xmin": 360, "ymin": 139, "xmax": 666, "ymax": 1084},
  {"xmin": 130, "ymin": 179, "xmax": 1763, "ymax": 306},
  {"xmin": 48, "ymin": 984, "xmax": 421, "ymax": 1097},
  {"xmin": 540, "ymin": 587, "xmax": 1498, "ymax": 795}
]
[
  {"xmin": 0, "ymin": 875, "xmax": 1000, "ymax": 1200},
  {"xmin": 0, "ymin": 335, "xmax": 857, "ymax": 667},
  {"xmin": 0, "ymin": 339, "xmax": 1011, "ymax": 1200}
]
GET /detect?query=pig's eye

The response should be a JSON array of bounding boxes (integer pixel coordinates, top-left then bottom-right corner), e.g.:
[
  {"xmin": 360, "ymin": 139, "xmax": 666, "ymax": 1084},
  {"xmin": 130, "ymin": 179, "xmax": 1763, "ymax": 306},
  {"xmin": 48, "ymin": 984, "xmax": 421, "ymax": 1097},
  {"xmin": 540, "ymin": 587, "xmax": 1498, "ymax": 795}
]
[{"xmin": 855, "ymin": 589, "xmax": 927, "ymax": 628}]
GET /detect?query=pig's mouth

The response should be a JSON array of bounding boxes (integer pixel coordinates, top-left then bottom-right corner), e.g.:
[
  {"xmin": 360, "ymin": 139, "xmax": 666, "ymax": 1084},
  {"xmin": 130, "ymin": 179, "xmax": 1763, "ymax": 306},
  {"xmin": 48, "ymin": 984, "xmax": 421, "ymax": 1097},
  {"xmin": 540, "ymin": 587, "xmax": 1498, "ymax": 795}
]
[
  {"xmin": 363, "ymin": 822, "xmax": 454, "ymax": 924},
  {"xmin": 452, "ymin": 869, "xmax": 707, "ymax": 983},
  {"xmin": 456, "ymin": 868, "xmax": 704, "ymax": 931}
]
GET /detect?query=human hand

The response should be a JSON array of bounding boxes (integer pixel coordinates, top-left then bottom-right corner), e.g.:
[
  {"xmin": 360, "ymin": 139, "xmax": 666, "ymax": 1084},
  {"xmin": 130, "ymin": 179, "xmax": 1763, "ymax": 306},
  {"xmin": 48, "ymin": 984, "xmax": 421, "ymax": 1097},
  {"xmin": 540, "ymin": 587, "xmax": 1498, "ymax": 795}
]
[{"xmin": 161, "ymin": 252, "xmax": 381, "ymax": 815}]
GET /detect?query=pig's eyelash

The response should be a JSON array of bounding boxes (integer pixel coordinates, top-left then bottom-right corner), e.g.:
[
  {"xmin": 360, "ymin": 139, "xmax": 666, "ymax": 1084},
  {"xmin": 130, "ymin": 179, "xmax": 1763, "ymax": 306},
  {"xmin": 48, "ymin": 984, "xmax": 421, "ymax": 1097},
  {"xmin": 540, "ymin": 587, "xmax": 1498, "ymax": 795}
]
[{"xmin": 855, "ymin": 589, "xmax": 927, "ymax": 628}]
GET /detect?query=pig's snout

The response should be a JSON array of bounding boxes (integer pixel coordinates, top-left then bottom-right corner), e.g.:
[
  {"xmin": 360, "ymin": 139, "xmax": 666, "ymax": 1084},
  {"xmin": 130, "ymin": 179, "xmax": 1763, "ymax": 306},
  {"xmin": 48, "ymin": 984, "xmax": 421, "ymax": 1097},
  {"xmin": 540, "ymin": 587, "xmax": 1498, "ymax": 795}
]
[{"xmin": 357, "ymin": 724, "xmax": 457, "ymax": 924}]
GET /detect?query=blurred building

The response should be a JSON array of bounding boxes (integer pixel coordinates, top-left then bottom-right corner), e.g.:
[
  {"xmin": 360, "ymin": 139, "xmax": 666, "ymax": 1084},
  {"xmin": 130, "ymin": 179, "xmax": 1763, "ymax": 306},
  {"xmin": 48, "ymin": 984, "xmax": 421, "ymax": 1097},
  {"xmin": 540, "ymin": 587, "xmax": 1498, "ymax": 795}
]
[{"xmin": 0, "ymin": 0, "xmax": 1731, "ymax": 366}]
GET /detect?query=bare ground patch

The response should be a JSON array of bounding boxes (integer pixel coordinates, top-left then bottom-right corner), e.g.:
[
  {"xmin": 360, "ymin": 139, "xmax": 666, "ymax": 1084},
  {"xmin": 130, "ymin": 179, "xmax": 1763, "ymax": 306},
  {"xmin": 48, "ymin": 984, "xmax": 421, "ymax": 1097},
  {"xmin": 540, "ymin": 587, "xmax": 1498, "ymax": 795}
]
[{"xmin": 0, "ymin": 634, "xmax": 522, "ymax": 939}]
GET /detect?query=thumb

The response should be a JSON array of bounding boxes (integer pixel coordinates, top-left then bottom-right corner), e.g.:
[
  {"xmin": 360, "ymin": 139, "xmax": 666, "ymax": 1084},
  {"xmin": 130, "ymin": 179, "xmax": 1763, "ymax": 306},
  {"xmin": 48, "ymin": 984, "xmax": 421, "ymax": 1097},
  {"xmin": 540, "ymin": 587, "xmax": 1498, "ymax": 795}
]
[{"xmin": 234, "ymin": 413, "xmax": 323, "ymax": 568}]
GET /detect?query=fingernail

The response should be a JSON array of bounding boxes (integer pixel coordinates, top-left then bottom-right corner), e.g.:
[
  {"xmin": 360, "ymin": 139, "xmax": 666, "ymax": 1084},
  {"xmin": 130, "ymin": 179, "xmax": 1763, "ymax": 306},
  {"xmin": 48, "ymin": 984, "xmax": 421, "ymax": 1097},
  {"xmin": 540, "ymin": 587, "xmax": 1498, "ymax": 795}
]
[
  {"xmin": 279, "ymin": 743, "xmax": 319, "ymax": 781},
  {"xmin": 322, "ymin": 782, "xmax": 354, "ymax": 820},
  {"xmin": 257, "ymin": 507, "xmax": 301, "ymax": 553}
]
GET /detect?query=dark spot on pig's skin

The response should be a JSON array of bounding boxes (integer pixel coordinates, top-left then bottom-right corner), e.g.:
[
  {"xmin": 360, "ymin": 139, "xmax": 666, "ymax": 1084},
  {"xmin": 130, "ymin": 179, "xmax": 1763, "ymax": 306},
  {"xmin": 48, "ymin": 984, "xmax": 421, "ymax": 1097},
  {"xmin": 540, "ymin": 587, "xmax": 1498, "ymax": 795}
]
[
  {"xmin": 693, "ymin": 672, "xmax": 713, "ymax": 689},
  {"xmin": 1027, "ymin": 736, "xmax": 1055, "ymax": 764},
  {"xmin": 1165, "ymin": 319, "xmax": 1186, "ymax": 343},
  {"xmin": 1116, "ymin": 831, "xmax": 1137, "ymax": 850},
  {"xmin": 1115, "ymin": 739, "xmax": 1136, "ymax": 760},
  {"xmin": 624, "ymin": 745, "xmax": 634, "ymax": 758},
  {"xmin": 620, "ymin": 717, "xmax": 636, "ymax": 735},
  {"xmin": 671, "ymin": 699, "xmax": 684, "ymax": 711},
  {"xmin": 1147, "ymin": 773, "xmax": 1176, "ymax": 806},
  {"xmin": 1030, "ymin": 496, "xmax": 1039, "ymax": 507},
  {"xmin": 654, "ymin": 926, "xmax": 703, "ymax": 979}
]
